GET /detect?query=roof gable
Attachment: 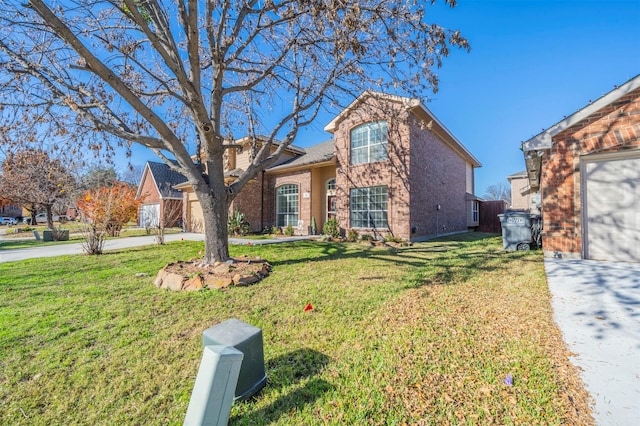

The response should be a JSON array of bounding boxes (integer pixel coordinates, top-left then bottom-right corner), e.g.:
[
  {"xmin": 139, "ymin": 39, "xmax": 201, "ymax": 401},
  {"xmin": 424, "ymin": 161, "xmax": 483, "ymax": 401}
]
[
  {"xmin": 324, "ymin": 91, "xmax": 481, "ymax": 167},
  {"xmin": 137, "ymin": 161, "xmax": 187, "ymax": 199}
]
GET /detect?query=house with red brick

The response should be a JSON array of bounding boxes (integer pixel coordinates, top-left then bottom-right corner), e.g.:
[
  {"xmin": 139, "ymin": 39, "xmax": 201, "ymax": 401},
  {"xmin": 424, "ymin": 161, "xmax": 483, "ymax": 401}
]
[
  {"xmin": 136, "ymin": 161, "xmax": 187, "ymax": 229},
  {"xmin": 521, "ymin": 74, "xmax": 640, "ymax": 262},
  {"xmin": 180, "ymin": 92, "xmax": 482, "ymax": 242}
]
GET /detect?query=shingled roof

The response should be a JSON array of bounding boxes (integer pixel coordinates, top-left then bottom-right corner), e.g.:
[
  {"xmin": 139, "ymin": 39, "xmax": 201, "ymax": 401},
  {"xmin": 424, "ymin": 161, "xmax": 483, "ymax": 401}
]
[
  {"xmin": 267, "ymin": 140, "xmax": 335, "ymax": 172},
  {"xmin": 145, "ymin": 161, "xmax": 188, "ymax": 199}
]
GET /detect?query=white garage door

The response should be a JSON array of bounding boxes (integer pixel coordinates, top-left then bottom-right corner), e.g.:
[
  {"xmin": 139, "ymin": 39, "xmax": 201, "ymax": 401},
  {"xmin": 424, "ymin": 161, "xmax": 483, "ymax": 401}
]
[
  {"xmin": 584, "ymin": 154, "xmax": 640, "ymax": 262},
  {"xmin": 140, "ymin": 203, "xmax": 160, "ymax": 228}
]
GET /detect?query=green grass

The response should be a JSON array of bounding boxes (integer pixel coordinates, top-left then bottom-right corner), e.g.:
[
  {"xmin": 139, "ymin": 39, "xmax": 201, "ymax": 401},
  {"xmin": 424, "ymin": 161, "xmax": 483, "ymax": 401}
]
[
  {"xmin": 0, "ymin": 227, "xmax": 182, "ymax": 250},
  {"xmin": 0, "ymin": 233, "xmax": 591, "ymax": 425}
]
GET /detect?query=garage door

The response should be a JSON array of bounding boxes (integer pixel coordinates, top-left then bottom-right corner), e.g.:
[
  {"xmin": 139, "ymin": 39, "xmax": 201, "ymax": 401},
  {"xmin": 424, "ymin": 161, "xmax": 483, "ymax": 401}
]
[
  {"xmin": 139, "ymin": 203, "xmax": 160, "ymax": 228},
  {"xmin": 584, "ymin": 154, "xmax": 640, "ymax": 262}
]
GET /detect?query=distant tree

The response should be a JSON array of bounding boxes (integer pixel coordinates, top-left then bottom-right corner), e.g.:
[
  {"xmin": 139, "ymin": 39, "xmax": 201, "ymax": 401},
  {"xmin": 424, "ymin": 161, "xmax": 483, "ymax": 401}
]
[
  {"xmin": 78, "ymin": 166, "xmax": 118, "ymax": 191},
  {"xmin": 484, "ymin": 181, "xmax": 511, "ymax": 203},
  {"xmin": 119, "ymin": 164, "xmax": 145, "ymax": 186},
  {"xmin": 0, "ymin": 149, "xmax": 75, "ymax": 230},
  {"xmin": 76, "ymin": 182, "xmax": 140, "ymax": 254},
  {"xmin": 0, "ymin": 1, "xmax": 469, "ymax": 264}
]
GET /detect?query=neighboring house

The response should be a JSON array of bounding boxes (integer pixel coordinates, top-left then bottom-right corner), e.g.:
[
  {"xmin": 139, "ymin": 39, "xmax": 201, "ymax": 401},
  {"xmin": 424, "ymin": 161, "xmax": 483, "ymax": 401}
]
[
  {"xmin": 0, "ymin": 201, "xmax": 22, "ymax": 218},
  {"xmin": 180, "ymin": 92, "xmax": 482, "ymax": 241},
  {"xmin": 507, "ymin": 170, "xmax": 540, "ymax": 212},
  {"xmin": 521, "ymin": 74, "xmax": 640, "ymax": 262},
  {"xmin": 136, "ymin": 161, "xmax": 187, "ymax": 228}
]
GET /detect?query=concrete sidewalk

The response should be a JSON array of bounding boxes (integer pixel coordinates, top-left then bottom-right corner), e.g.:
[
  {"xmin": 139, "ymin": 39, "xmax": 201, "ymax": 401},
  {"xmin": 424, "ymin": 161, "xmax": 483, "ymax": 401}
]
[
  {"xmin": 0, "ymin": 232, "xmax": 311, "ymax": 263},
  {"xmin": 545, "ymin": 258, "xmax": 640, "ymax": 425}
]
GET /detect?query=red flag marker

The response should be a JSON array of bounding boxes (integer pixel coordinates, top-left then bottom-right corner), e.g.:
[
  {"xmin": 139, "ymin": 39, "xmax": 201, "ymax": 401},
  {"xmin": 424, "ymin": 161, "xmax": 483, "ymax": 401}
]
[{"xmin": 304, "ymin": 303, "xmax": 313, "ymax": 312}]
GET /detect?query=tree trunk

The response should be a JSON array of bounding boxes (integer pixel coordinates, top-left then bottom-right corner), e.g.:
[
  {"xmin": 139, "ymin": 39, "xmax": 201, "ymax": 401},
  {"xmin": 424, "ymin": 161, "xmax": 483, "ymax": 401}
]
[
  {"xmin": 44, "ymin": 204, "xmax": 54, "ymax": 230},
  {"xmin": 193, "ymin": 181, "xmax": 231, "ymax": 264}
]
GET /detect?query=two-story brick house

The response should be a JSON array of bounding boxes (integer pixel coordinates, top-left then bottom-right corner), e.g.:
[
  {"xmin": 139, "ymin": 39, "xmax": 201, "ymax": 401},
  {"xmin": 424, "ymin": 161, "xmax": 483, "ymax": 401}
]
[{"xmin": 178, "ymin": 92, "xmax": 481, "ymax": 241}]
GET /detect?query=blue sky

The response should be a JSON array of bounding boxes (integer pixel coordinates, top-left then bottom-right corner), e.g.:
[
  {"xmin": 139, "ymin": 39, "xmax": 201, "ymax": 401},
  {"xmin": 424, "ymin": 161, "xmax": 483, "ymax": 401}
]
[{"xmin": 123, "ymin": 0, "xmax": 640, "ymax": 196}]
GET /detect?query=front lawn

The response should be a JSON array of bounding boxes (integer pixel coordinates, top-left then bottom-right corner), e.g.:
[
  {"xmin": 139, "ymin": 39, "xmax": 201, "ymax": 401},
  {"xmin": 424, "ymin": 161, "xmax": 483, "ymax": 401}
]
[{"xmin": 0, "ymin": 233, "xmax": 592, "ymax": 425}]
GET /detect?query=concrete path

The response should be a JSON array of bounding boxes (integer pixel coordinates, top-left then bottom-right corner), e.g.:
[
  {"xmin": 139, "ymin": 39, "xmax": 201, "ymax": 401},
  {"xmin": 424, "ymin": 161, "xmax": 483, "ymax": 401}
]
[
  {"xmin": 545, "ymin": 258, "xmax": 640, "ymax": 425},
  {"xmin": 0, "ymin": 231, "xmax": 311, "ymax": 263}
]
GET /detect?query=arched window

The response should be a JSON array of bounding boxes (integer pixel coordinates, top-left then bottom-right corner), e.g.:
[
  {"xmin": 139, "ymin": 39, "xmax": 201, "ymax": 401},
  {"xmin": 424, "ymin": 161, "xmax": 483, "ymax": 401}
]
[
  {"xmin": 276, "ymin": 184, "xmax": 299, "ymax": 227},
  {"xmin": 326, "ymin": 178, "xmax": 336, "ymax": 191},
  {"xmin": 350, "ymin": 121, "xmax": 388, "ymax": 165}
]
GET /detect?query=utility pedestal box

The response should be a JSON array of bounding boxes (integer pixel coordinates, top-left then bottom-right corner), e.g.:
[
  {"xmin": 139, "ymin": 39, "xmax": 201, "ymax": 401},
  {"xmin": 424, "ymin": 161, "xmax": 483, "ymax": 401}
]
[{"xmin": 202, "ymin": 318, "xmax": 267, "ymax": 401}]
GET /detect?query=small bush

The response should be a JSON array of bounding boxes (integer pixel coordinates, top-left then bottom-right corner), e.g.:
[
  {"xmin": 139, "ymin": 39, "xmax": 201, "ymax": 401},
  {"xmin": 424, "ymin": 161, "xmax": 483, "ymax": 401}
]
[
  {"xmin": 347, "ymin": 228, "xmax": 359, "ymax": 242},
  {"xmin": 323, "ymin": 218, "xmax": 340, "ymax": 239},
  {"xmin": 284, "ymin": 224, "xmax": 295, "ymax": 236},
  {"xmin": 360, "ymin": 234, "xmax": 374, "ymax": 241},
  {"xmin": 384, "ymin": 235, "xmax": 404, "ymax": 244}
]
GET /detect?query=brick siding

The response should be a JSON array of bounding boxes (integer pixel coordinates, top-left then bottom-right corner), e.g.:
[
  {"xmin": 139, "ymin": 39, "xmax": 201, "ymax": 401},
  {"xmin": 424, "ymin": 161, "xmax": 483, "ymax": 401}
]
[{"xmin": 541, "ymin": 88, "xmax": 640, "ymax": 256}]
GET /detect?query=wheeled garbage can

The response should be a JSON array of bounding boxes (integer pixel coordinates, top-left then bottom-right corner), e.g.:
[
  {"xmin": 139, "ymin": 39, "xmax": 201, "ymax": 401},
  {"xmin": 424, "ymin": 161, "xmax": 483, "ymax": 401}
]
[{"xmin": 498, "ymin": 212, "xmax": 534, "ymax": 251}]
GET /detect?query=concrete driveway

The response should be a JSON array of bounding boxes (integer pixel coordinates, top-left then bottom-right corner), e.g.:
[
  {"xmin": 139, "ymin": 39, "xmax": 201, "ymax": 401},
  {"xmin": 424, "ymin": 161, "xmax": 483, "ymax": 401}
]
[{"xmin": 545, "ymin": 258, "xmax": 640, "ymax": 425}]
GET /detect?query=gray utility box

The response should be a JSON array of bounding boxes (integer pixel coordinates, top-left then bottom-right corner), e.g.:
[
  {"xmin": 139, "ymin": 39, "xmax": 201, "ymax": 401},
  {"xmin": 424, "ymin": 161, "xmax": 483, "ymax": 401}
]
[
  {"xmin": 498, "ymin": 212, "xmax": 532, "ymax": 251},
  {"xmin": 202, "ymin": 318, "xmax": 267, "ymax": 401}
]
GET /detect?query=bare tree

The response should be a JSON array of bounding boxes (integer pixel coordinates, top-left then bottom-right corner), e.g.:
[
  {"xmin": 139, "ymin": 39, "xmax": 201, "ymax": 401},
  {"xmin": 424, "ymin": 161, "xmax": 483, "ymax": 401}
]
[
  {"xmin": 0, "ymin": 148, "xmax": 75, "ymax": 231},
  {"xmin": 0, "ymin": 1, "xmax": 469, "ymax": 263},
  {"xmin": 484, "ymin": 181, "xmax": 511, "ymax": 203},
  {"xmin": 146, "ymin": 199, "xmax": 183, "ymax": 245}
]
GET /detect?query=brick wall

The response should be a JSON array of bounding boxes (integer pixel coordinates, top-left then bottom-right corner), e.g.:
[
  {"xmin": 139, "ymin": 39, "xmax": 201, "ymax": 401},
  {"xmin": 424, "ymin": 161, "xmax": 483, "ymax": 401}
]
[
  {"xmin": 541, "ymin": 87, "xmax": 640, "ymax": 257},
  {"xmin": 332, "ymin": 99, "xmax": 414, "ymax": 239},
  {"xmin": 408, "ymin": 114, "xmax": 468, "ymax": 240},
  {"xmin": 138, "ymin": 169, "xmax": 160, "ymax": 203},
  {"xmin": 230, "ymin": 178, "xmax": 263, "ymax": 233}
]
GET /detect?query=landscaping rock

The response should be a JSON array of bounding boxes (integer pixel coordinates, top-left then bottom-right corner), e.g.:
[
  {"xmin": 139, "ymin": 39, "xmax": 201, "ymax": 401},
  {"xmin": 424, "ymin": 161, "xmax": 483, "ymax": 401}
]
[
  {"xmin": 183, "ymin": 275, "xmax": 204, "ymax": 291},
  {"xmin": 162, "ymin": 272, "xmax": 186, "ymax": 291},
  {"xmin": 205, "ymin": 277, "xmax": 234, "ymax": 289},
  {"xmin": 154, "ymin": 257, "xmax": 271, "ymax": 291},
  {"xmin": 233, "ymin": 274, "xmax": 260, "ymax": 286}
]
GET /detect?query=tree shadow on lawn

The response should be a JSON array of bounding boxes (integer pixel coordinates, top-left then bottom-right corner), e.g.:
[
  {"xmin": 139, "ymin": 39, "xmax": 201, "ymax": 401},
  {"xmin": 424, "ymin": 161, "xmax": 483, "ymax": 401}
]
[
  {"xmin": 230, "ymin": 348, "xmax": 332, "ymax": 424},
  {"xmin": 268, "ymin": 232, "xmax": 503, "ymax": 269}
]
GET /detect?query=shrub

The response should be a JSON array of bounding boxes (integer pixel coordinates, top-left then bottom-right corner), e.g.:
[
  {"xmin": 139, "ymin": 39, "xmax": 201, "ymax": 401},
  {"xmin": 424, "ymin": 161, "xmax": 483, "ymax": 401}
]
[
  {"xmin": 360, "ymin": 234, "xmax": 374, "ymax": 241},
  {"xmin": 271, "ymin": 225, "xmax": 280, "ymax": 235},
  {"xmin": 323, "ymin": 218, "xmax": 340, "ymax": 239},
  {"xmin": 347, "ymin": 228, "xmax": 359, "ymax": 242},
  {"xmin": 284, "ymin": 224, "xmax": 295, "ymax": 236}
]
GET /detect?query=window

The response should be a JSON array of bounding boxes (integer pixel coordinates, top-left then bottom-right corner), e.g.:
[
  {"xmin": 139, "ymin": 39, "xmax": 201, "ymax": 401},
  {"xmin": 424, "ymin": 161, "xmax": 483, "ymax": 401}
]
[
  {"xmin": 350, "ymin": 186, "xmax": 388, "ymax": 228},
  {"xmin": 473, "ymin": 201, "xmax": 479, "ymax": 222},
  {"xmin": 276, "ymin": 184, "xmax": 298, "ymax": 227},
  {"xmin": 350, "ymin": 121, "xmax": 388, "ymax": 165},
  {"xmin": 327, "ymin": 178, "xmax": 336, "ymax": 191}
]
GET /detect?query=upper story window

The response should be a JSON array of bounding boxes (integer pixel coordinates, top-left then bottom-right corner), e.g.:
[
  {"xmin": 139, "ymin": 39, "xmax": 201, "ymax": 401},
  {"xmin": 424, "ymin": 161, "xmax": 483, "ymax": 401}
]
[
  {"xmin": 350, "ymin": 121, "xmax": 388, "ymax": 165},
  {"xmin": 276, "ymin": 184, "xmax": 299, "ymax": 227}
]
